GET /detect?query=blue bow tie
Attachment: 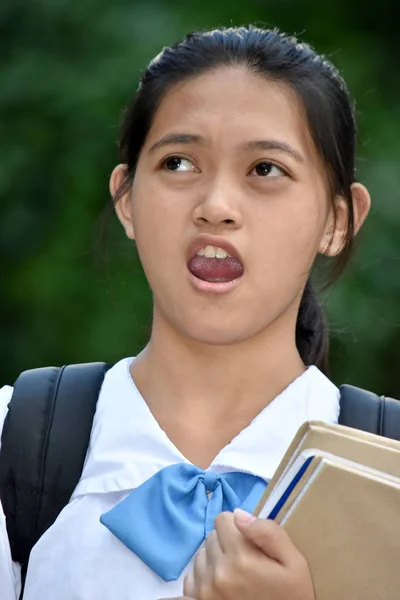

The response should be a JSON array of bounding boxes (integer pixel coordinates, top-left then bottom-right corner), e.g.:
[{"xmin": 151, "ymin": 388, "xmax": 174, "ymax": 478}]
[{"xmin": 100, "ymin": 463, "xmax": 267, "ymax": 581}]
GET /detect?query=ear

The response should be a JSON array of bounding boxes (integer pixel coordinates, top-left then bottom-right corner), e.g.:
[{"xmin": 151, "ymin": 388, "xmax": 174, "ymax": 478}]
[
  {"xmin": 319, "ymin": 183, "xmax": 371, "ymax": 257},
  {"xmin": 110, "ymin": 164, "xmax": 135, "ymax": 240}
]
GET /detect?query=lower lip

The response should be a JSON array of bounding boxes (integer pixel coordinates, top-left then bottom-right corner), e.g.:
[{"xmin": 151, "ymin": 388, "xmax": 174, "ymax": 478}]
[{"xmin": 188, "ymin": 270, "xmax": 243, "ymax": 295}]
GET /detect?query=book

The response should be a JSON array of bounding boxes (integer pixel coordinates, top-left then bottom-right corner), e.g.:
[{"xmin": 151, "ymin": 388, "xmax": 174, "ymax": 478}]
[
  {"xmin": 254, "ymin": 422, "xmax": 400, "ymax": 599},
  {"xmin": 255, "ymin": 420, "xmax": 400, "ymax": 512}
]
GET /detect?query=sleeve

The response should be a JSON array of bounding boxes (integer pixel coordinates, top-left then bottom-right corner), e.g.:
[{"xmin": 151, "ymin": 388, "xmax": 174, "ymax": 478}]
[{"xmin": 0, "ymin": 386, "xmax": 22, "ymax": 599}]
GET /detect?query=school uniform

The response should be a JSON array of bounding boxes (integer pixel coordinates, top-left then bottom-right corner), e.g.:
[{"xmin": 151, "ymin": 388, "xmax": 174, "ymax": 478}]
[{"xmin": 0, "ymin": 357, "xmax": 339, "ymax": 600}]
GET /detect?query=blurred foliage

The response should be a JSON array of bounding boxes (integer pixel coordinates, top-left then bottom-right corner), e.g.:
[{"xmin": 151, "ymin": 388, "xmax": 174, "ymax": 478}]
[{"xmin": 0, "ymin": 0, "xmax": 399, "ymax": 395}]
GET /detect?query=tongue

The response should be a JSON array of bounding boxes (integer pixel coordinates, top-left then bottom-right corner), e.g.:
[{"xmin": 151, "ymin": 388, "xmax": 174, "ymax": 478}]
[{"xmin": 189, "ymin": 256, "xmax": 244, "ymax": 283}]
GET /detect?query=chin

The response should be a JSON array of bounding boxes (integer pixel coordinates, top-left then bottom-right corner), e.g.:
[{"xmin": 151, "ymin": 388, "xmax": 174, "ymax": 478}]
[{"xmin": 176, "ymin": 315, "xmax": 261, "ymax": 347}]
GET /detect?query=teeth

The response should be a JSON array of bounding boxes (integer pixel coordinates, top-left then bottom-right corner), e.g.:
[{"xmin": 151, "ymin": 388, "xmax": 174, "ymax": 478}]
[
  {"xmin": 197, "ymin": 245, "xmax": 230, "ymax": 259},
  {"xmin": 215, "ymin": 248, "xmax": 228, "ymax": 259},
  {"xmin": 205, "ymin": 245, "xmax": 216, "ymax": 258}
]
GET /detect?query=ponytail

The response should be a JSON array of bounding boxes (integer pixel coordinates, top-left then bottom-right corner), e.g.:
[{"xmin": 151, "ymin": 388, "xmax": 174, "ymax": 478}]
[{"xmin": 296, "ymin": 280, "xmax": 329, "ymax": 374}]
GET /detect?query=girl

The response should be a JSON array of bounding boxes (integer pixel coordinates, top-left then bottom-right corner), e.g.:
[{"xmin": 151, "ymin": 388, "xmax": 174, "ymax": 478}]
[{"xmin": 0, "ymin": 26, "xmax": 370, "ymax": 600}]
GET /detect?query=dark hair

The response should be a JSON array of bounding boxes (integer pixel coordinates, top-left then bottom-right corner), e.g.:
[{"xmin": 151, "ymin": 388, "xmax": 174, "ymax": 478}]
[{"xmin": 114, "ymin": 26, "xmax": 359, "ymax": 373}]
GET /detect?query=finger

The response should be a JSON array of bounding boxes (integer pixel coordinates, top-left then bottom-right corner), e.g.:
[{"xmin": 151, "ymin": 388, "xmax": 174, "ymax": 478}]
[
  {"xmin": 233, "ymin": 509, "xmax": 300, "ymax": 565},
  {"xmin": 183, "ymin": 570, "xmax": 196, "ymax": 598},
  {"xmin": 205, "ymin": 530, "xmax": 224, "ymax": 564},
  {"xmin": 193, "ymin": 547, "xmax": 208, "ymax": 587},
  {"xmin": 214, "ymin": 511, "xmax": 244, "ymax": 554}
]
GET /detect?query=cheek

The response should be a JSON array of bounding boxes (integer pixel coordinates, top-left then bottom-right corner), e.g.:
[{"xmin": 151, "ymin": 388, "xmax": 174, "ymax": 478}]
[
  {"xmin": 131, "ymin": 182, "xmax": 188, "ymax": 267},
  {"xmin": 251, "ymin": 199, "xmax": 326, "ymax": 277}
]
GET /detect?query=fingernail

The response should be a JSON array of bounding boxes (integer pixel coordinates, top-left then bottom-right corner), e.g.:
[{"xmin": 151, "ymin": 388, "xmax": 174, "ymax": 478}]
[{"xmin": 234, "ymin": 508, "xmax": 256, "ymax": 525}]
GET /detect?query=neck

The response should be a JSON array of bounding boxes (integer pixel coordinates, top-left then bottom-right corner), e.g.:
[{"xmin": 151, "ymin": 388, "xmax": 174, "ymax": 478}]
[{"xmin": 130, "ymin": 310, "xmax": 305, "ymax": 467}]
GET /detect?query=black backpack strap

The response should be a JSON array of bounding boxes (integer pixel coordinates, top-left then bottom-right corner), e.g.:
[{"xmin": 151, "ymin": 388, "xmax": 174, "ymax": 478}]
[
  {"xmin": 0, "ymin": 362, "xmax": 110, "ymax": 582},
  {"xmin": 339, "ymin": 384, "xmax": 400, "ymax": 441}
]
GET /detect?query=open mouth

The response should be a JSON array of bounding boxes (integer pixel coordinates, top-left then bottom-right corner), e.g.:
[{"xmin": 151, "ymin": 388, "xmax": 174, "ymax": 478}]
[{"xmin": 188, "ymin": 244, "xmax": 244, "ymax": 284}]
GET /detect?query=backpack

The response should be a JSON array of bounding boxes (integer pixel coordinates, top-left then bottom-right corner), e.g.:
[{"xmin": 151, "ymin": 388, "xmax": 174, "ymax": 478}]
[{"xmin": 0, "ymin": 362, "xmax": 400, "ymax": 594}]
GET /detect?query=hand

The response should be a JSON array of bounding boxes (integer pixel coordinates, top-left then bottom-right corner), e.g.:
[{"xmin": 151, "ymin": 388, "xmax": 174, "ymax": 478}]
[{"xmin": 182, "ymin": 509, "xmax": 315, "ymax": 600}]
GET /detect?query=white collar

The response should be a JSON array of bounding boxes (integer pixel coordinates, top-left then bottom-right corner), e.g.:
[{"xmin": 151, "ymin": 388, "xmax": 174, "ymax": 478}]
[{"xmin": 73, "ymin": 358, "xmax": 339, "ymax": 498}]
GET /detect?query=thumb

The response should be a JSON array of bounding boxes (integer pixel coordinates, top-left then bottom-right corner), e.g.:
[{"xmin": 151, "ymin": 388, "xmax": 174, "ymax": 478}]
[{"xmin": 233, "ymin": 508, "xmax": 295, "ymax": 565}]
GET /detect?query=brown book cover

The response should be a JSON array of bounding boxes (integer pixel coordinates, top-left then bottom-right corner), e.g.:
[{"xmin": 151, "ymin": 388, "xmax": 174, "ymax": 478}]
[
  {"xmin": 273, "ymin": 456, "xmax": 400, "ymax": 600},
  {"xmin": 254, "ymin": 421, "xmax": 400, "ymax": 516}
]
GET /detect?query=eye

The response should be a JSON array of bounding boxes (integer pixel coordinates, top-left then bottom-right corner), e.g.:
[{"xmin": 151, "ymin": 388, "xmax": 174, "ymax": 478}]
[
  {"xmin": 161, "ymin": 156, "xmax": 199, "ymax": 172},
  {"xmin": 249, "ymin": 161, "xmax": 287, "ymax": 178}
]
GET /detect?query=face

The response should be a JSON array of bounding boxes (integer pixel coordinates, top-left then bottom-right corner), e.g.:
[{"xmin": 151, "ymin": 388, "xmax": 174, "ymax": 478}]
[{"xmin": 114, "ymin": 67, "xmax": 355, "ymax": 346}]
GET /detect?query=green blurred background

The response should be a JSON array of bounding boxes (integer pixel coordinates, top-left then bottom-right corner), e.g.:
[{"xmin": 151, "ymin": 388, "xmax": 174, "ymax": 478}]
[{"xmin": 1, "ymin": 0, "xmax": 399, "ymax": 394}]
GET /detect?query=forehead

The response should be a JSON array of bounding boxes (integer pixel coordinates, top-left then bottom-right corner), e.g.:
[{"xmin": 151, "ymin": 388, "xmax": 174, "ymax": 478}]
[{"xmin": 145, "ymin": 66, "xmax": 317, "ymax": 162}]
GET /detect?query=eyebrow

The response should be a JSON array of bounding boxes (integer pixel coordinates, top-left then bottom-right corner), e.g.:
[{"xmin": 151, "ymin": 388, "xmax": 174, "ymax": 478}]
[
  {"xmin": 244, "ymin": 140, "xmax": 305, "ymax": 164},
  {"xmin": 148, "ymin": 133, "xmax": 305, "ymax": 164},
  {"xmin": 148, "ymin": 133, "xmax": 206, "ymax": 153}
]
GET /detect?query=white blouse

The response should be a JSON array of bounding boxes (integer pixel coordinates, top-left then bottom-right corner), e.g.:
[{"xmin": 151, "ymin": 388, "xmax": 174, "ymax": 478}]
[{"xmin": 0, "ymin": 358, "xmax": 340, "ymax": 600}]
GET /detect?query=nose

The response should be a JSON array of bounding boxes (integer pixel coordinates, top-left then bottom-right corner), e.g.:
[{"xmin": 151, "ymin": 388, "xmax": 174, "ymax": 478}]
[{"xmin": 192, "ymin": 178, "xmax": 243, "ymax": 230}]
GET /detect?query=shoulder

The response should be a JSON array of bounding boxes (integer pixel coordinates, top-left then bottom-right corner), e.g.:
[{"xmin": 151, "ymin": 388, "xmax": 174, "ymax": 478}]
[
  {"xmin": 305, "ymin": 366, "xmax": 340, "ymax": 424},
  {"xmin": 0, "ymin": 386, "xmax": 13, "ymax": 446},
  {"xmin": 95, "ymin": 357, "xmax": 137, "ymax": 410},
  {"xmin": 0, "ymin": 386, "xmax": 13, "ymax": 406}
]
